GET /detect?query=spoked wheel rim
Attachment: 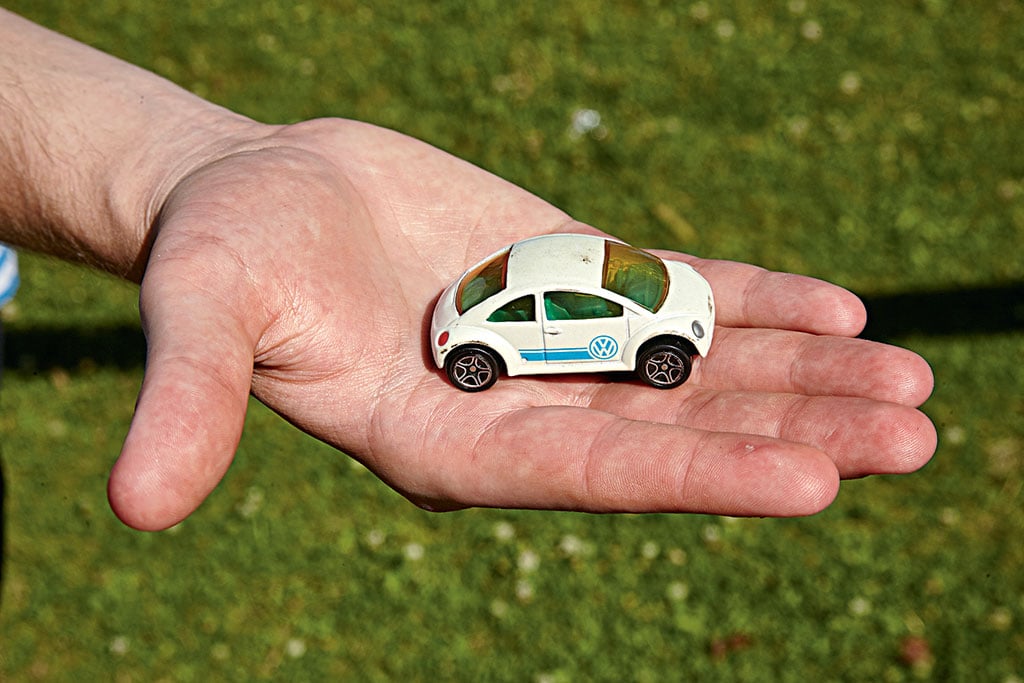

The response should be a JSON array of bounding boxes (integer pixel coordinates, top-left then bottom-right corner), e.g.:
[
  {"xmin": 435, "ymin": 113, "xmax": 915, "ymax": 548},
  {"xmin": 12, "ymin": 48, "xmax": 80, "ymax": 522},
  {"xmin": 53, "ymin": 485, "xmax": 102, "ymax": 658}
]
[
  {"xmin": 638, "ymin": 344, "xmax": 692, "ymax": 389},
  {"xmin": 447, "ymin": 348, "xmax": 499, "ymax": 391}
]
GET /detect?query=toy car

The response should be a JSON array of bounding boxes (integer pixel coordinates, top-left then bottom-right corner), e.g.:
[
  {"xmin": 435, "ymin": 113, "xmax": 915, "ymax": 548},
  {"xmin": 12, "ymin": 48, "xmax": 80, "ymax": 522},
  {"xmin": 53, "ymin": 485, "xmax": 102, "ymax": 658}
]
[{"xmin": 430, "ymin": 233, "xmax": 715, "ymax": 391}]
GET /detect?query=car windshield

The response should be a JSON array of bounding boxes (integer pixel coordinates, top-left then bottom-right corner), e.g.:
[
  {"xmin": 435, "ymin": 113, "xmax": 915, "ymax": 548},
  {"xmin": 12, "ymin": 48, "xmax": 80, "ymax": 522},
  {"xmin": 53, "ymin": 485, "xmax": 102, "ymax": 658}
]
[
  {"xmin": 602, "ymin": 241, "xmax": 669, "ymax": 312},
  {"xmin": 456, "ymin": 249, "xmax": 509, "ymax": 313}
]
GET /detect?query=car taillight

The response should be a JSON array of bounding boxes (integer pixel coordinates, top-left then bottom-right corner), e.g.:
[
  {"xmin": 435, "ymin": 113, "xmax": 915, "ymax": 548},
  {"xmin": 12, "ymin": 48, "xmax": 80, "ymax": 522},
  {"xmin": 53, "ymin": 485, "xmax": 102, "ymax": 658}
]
[{"xmin": 438, "ymin": 331, "xmax": 449, "ymax": 346}]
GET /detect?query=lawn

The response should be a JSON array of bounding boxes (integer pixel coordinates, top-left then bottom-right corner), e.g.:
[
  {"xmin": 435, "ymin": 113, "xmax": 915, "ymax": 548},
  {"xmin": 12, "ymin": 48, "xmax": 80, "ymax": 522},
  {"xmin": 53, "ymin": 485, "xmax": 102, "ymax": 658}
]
[{"xmin": 2, "ymin": 1, "xmax": 1022, "ymax": 680}]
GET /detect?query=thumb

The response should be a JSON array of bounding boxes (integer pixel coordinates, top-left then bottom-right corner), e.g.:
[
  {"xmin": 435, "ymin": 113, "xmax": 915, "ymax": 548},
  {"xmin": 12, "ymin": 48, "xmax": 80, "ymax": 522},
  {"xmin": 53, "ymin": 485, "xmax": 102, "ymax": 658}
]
[{"xmin": 108, "ymin": 283, "xmax": 255, "ymax": 530}]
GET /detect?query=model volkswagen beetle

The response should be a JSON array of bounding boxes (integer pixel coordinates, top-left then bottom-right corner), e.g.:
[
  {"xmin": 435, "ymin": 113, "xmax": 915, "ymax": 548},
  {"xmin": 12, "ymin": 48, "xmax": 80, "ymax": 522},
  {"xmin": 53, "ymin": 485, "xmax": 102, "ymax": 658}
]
[{"xmin": 430, "ymin": 233, "xmax": 714, "ymax": 392}]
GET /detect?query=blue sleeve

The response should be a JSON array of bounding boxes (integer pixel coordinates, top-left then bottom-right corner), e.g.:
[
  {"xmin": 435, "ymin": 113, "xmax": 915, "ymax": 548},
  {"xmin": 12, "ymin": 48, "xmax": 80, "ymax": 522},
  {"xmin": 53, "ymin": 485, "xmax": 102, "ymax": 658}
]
[{"xmin": 0, "ymin": 246, "xmax": 20, "ymax": 307}]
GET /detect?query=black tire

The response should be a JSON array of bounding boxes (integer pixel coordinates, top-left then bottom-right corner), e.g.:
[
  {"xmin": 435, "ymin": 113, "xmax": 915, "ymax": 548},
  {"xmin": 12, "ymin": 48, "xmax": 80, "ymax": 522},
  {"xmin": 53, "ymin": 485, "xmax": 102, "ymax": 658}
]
[
  {"xmin": 445, "ymin": 346, "xmax": 500, "ymax": 392},
  {"xmin": 636, "ymin": 343, "xmax": 693, "ymax": 389}
]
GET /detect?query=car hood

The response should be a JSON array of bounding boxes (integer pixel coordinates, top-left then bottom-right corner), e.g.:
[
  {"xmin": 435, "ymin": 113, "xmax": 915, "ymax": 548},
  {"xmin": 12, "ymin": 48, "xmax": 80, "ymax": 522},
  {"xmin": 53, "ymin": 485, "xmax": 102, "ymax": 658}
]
[{"xmin": 663, "ymin": 260, "xmax": 714, "ymax": 319}]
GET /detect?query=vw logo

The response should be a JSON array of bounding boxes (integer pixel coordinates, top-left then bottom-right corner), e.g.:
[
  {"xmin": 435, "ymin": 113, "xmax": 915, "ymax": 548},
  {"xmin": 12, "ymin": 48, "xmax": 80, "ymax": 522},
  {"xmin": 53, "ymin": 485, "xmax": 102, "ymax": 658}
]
[{"xmin": 588, "ymin": 335, "xmax": 619, "ymax": 360}]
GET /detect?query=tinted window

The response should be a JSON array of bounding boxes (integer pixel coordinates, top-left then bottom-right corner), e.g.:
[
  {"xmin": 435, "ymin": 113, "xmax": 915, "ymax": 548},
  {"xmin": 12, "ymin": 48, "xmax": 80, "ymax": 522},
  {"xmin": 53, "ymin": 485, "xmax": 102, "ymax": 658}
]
[
  {"xmin": 456, "ymin": 250, "xmax": 509, "ymax": 313},
  {"xmin": 602, "ymin": 241, "xmax": 669, "ymax": 312},
  {"xmin": 544, "ymin": 292, "xmax": 623, "ymax": 320},
  {"xmin": 487, "ymin": 295, "xmax": 535, "ymax": 322}
]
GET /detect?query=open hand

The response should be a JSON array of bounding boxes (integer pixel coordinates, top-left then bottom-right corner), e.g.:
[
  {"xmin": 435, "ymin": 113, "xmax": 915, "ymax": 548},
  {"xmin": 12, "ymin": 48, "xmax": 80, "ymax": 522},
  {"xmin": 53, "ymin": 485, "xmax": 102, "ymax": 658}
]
[{"xmin": 109, "ymin": 118, "xmax": 936, "ymax": 530}]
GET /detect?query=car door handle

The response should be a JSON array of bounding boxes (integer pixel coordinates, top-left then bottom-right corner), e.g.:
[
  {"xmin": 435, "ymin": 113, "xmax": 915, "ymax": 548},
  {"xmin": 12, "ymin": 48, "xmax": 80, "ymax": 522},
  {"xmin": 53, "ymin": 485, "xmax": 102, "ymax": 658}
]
[{"xmin": 544, "ymin": 326, "xmax": 563, "ymax": 335}]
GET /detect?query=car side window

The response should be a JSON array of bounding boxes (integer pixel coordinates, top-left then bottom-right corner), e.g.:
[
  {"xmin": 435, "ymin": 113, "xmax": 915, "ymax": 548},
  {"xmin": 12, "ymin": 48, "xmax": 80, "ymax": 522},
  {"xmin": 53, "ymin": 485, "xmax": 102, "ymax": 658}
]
[
  {"xmin": 544, "ymin": 292, "xmax": 623, "ymax": 320},
  {"xmin": 487, "ymin": 295, "xmax": 536, "ymax": 322},
  {"xmin": 456, "ymin": 249, "xmax": 509, "ymax": 313}
]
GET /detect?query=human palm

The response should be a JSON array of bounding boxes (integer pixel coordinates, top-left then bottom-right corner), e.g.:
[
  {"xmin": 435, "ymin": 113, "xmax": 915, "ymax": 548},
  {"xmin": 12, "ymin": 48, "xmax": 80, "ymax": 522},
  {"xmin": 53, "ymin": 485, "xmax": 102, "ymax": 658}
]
[{"xmin": 108, "ymin": 118, "xmax": 936, "ymax": 530}]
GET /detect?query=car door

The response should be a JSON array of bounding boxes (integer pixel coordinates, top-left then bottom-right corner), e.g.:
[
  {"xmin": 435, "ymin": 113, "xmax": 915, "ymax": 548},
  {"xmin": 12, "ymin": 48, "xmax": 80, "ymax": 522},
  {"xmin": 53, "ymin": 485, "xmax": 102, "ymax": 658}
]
[
  {"xmin": 541, "ymin": 291, "xmax": 628, "ymax": 365},
  {"xmin": 481, "ymin": 293, "xmax": 547, "ymax": 368}
]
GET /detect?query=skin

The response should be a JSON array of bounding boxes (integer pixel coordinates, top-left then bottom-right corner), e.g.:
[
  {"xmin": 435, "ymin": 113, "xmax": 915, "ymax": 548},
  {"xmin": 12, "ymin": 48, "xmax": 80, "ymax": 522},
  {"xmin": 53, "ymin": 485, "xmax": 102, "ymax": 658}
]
[{"xmin": 0, "ymin": 9, "xmax": 936, "ymax": 531}]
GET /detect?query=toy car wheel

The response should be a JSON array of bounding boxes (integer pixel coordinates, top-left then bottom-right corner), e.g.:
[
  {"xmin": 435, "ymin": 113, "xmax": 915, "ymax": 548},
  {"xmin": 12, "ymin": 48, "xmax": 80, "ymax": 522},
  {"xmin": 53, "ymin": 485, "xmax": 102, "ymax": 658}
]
[
  {"xmin": 637, "ymin": 343, "xmax": 692, "ymax": 389},
  {"xmin": 445, "ymin": 346, "xmax": 500, "ymax": 392}
]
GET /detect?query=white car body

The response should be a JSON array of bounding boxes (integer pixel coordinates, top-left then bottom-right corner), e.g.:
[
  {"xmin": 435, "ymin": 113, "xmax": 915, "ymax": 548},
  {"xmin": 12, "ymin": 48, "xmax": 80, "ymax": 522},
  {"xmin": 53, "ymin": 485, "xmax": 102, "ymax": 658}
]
[{"xmin": 430, "ymin": 233, "xmax": 714, "ymax": 389}]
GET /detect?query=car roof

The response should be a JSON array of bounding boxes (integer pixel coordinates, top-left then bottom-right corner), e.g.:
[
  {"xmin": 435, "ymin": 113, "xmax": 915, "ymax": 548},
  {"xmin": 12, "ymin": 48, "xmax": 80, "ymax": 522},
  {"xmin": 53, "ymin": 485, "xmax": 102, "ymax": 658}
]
[{"xmin": 504, "ymin": 233, "xmax": 609, "ymax": 291}]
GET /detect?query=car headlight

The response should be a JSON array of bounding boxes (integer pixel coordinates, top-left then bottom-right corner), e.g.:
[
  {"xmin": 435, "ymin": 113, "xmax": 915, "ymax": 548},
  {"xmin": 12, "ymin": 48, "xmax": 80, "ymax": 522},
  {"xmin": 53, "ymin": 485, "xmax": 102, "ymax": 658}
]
[{"xmin": 691, "ymin": 320, "xmax": 705, "ymax": 339}]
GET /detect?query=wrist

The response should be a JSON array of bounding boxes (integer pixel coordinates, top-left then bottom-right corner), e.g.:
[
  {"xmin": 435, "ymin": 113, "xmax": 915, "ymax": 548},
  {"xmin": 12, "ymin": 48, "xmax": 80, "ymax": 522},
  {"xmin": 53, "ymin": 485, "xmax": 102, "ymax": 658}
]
[
  {"xmin": 107, "ymin": 106, "xmax": 272, "ymax": 282},
  {"xmin": 0, "ymin": 9, "xmax": 271, "ymax": 280}
]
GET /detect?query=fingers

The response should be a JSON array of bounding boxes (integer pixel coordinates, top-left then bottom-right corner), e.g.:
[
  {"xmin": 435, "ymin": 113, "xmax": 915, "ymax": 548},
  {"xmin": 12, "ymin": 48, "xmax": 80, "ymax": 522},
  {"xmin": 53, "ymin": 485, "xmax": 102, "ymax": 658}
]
[
  {"xmin": 407, "ymin": 405, "xmax": 840, "ymax": 517},
  {"xmin": 665, "ymin": 254, "xmax": 867, "ymax": 336},
  {"xmin": 698, "ymin": 327, "xmax": 935, "ymax": 406},
  {"xmin": 107, "ymin": 276, "xmax": 255, "ymax": 531},
  {"xmin": 589, "ymin": 387, "xmax": 937, "ymax": 479}
]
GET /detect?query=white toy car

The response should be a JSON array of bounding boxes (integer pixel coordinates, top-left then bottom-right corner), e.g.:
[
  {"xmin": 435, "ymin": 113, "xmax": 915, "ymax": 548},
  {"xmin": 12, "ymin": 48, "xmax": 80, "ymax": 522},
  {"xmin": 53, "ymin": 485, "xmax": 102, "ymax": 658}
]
[{"xmin": 430, "ymin": 233, "xmax": 715, "ymax": 392}]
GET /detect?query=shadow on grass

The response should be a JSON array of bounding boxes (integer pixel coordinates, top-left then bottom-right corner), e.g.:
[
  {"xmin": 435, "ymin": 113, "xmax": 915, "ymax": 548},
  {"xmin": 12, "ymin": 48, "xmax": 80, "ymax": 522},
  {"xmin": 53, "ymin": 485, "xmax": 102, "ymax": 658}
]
[
  {"xmin": 859, "ymin": 282, "xmax": 1024, "ymax": 342},
  {"xmin": 860, "ymin": 282, "xmax": 1019, "ymax": 344},
  {"xmin": 0, "ymin": 283, "xmax": 1021, "ymax": 374},
  {"xmin": 2, "ymin": 322, "xmax": 146, "ymax": 373},
  {"xmin": 0, "ymin": 323, "xmax": 144, "ymax": 610}
]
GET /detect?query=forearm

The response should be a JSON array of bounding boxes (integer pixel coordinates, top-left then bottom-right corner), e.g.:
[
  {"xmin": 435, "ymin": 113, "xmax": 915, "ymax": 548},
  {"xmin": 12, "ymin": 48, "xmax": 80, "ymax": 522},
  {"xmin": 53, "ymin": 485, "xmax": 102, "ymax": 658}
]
[{"xmin": 0, "ymin": 9, "xmax": 263, "ymax": 280}]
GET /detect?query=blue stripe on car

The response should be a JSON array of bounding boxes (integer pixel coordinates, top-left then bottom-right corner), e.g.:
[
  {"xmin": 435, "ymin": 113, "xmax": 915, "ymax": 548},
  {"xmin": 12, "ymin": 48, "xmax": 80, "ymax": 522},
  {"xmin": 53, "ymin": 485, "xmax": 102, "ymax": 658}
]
[{"xmin": 520, "ymin": 347, "xmax": 595, "ymax": 362}]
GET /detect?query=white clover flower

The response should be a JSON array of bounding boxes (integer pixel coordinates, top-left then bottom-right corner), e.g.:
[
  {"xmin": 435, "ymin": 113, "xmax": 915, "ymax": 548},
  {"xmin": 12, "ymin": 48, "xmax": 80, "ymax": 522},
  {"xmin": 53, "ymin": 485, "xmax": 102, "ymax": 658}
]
[
  {"xmin": 109, "ymin": 636, "xmax": 130, "ymax": 656},
  {"xmin": 839, "ymin": 71, "xmax": 862, "ymax": 96},
  {"xmin": 493, "ymin": 521, "xmax": 516, "ymax": 541},
  {"xmin": 518, "ymin": 549, "xmax": 540, "ymax": 573},
  {"xmin": 715, "ymin": 19, "xmax": 736, "ymax": 40},
  {"xmin": 849, "ymin": 597, "xmax": 871, "ymax": 616},
  {"xmin": 286, "ymin": 638, "xmax": 307, "ymax": 658},
  {"xmin": 997, "ymin": 180, "xmax": 1020, "ymax": 201},
  {"xmin": 256, "ymin": 33, "xmax": 278, "ymax": 53},
  {"xmin": 570, "ymin": 108, "xmax": 602, "ymax": 137},
  {"xmin": 559, "ymin": 534, "xmax": 587, "ymax": 556},
  {"xmin": 667, "ymin": 582, "xmax": 690, "ymax": 601},
  {"xmin": 404, "ymin": 542, "xmax": 425, "ymax": 561},
  {"xmin": 701, "ymin": 524, "xmax": 722, "ymax": 543},
  {"xmin": 801, "ymin": 20, "xmax": 823, "ymax": 42},
  {"xmin": 490, "ymin": 599, "xmax": 510, "ymax": 618},
  {"xmin": 236, "ymin": 486, "xmax": 264, "ymax": 519},
  {"xmin": 988, "ymin": 606, "xmax": 1012, "ymax": 630},
  {"xmin": 668, "ymin": 548, "xmax": 688, "ymax": 566},
  {"xmin": 690, "ymin": 2, "xmax": 711, "ymax": 22},
  {"xmin": 944, "ymin": 425, "xmax": 967, "ymax": 445}
]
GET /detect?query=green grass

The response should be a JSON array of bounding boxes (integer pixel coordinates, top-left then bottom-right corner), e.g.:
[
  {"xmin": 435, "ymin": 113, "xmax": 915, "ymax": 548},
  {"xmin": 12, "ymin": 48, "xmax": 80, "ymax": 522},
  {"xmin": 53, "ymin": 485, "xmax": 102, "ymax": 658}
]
[{"xmin": 2, "ymin": 1, "xmax": 1022, "ymax": 680}]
